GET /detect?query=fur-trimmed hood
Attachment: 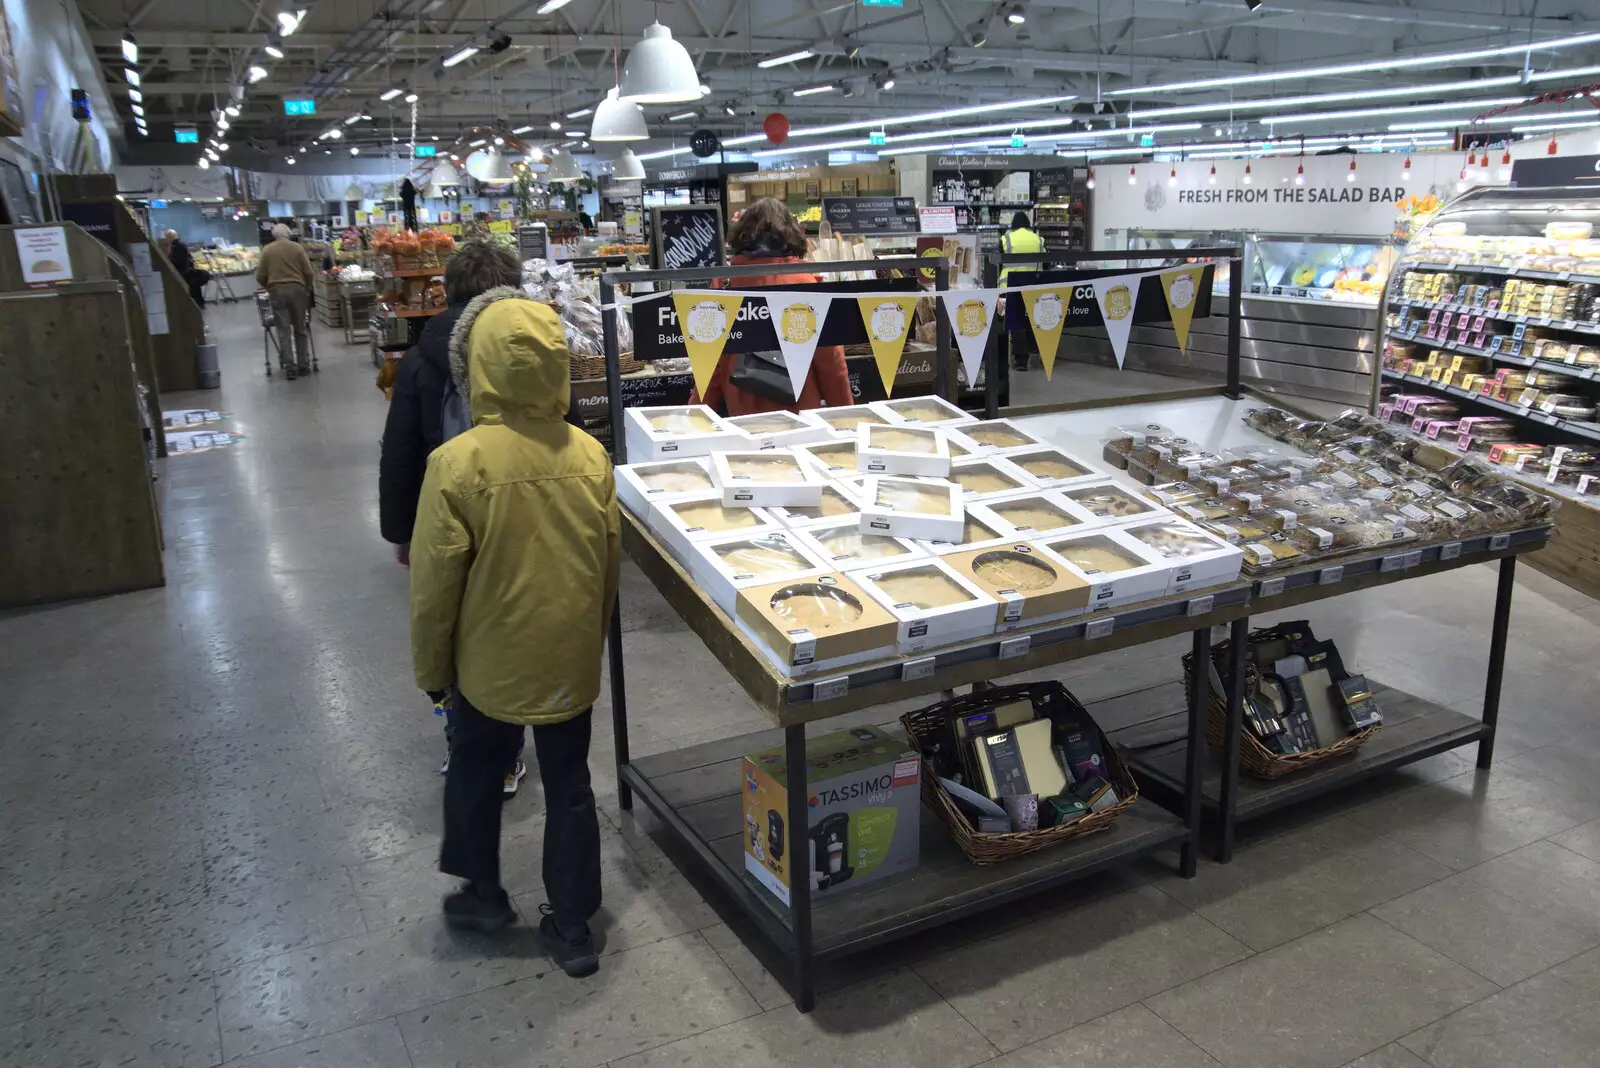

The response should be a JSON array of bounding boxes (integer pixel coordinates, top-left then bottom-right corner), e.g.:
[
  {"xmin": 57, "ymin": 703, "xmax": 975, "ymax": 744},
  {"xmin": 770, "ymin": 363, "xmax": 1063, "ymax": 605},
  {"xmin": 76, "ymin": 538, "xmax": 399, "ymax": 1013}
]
[{"xmin": 446, "ymin": 285, "xmax": 571, "ymax": 425}]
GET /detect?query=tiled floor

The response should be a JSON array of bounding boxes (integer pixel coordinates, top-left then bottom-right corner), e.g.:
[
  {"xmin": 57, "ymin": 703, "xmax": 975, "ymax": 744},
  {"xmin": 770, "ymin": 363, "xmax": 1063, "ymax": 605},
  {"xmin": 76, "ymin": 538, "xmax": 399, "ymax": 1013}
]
[{"xmin": 3, "ymin": 299, "xmax": 1600, "ymax": 1067}]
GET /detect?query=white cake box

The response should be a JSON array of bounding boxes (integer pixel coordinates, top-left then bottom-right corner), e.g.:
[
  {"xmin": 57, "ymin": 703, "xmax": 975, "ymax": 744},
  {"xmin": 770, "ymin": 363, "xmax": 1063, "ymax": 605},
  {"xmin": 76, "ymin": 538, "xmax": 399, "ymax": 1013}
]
[
  {"xmin": 1058, "ymin": 479, "xmax": 1172, "ymax": 527},
  {"xmin": 856, "ymin": 422, "xmax": 953, "ymax": 478},
  {"xmin": 685, "ymin": 529, "xmax": 833, "ymax": 614},
  {"xmin": 709, "ymin": 450, "xmax": 828, "ymax": 508},
  {"xmin": 860, "ymin": 476, "xmax": 966, "ymax": 543},
  {"xmin": 968, "ymin": 489, "xmax": 1101, "ymax": 541},
  {"xmin": 723, "ymin": 410, "xmax": 834, "ymax": 450},
  {"xmin": 649, "ymin": 492, "xmax": 781, "ymax": 563},
  {"xmin": 946, "ymin": 455, "xmax": 1039, "ymax": 502},
  {"xmin": 945, "ymin": 417, "xmax": 1054, "ymax": 456},
  {"xmin": 785, "ymin": 516, "xmax": 929, "ymax": 572},
  {"xmin": 810, "ymin": 404, "xmax": 891, "ymax": 437},
  {"xmin": 915, "ymin": 511, "xmax": 1010, "ymax": 556},
  {"xmin": 1035, "ymin": 526, "xmax": 1175, "ymax": 611},
  {"xmin": 869, "ymin": 395, "xmax": 976, "ymax": 428},
  {"xmin": 1118, "ymin": 517, "xmax": 1245, "ymax": 595},
  {"xmin": 762, "ymin": 482, "xmax": 864, "ymax": 528},
  {"xmin": 623, "ymin": 404, "xmax": 743, "ymax": 461},
  {"xmin": 850, "ymin": 557, "xmax": 999, "ymax": 653},
  {"xmin": 616, "ymin": 457, "xmax": 715, "ymax": 520},
  {"xmin": 794, "ymin": 438, "xmax": 861, "ymax": 479},
  {"xmin": 1001, "ymin": 446, "xmax": 1105, "ymax": 489}
]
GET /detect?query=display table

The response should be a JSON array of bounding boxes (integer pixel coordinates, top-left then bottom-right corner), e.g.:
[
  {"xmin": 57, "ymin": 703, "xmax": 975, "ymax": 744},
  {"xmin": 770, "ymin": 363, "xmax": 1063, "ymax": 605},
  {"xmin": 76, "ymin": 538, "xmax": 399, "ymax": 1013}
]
[{"xmin": 606, "ymin": 388, "xmax": 1551, "ymax": 1012}]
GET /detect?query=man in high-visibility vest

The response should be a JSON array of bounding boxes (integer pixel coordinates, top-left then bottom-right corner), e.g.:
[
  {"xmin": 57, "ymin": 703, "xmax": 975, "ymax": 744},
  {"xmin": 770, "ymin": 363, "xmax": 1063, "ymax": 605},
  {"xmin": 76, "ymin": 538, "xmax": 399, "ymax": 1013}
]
[{"xmin": 1001, "ymin": 212, "xmax": 1045, "ymax": 371}]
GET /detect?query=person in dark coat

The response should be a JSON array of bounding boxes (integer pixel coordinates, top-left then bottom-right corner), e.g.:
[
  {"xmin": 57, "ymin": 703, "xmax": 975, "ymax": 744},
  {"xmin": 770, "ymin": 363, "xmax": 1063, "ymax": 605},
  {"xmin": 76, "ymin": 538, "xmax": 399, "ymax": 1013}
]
[{"xmin": 162, "ymin": 229, "xmax": 208, "ymax": 309}]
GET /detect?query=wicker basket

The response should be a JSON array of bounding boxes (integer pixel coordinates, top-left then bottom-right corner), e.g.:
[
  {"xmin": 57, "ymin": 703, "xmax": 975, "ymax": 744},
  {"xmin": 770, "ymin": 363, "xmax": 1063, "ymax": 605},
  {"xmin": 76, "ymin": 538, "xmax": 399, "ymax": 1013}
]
[
  {"xmin": 570, "ymin": 352, "xmax": 642, "ymax": 381},
  {"xmin": 900, "ymin": 681, "xmax": 1140, "ymax": 865},
  {"xmin": 1183, "ymin": 626, "xmax": 1379, "ymax": 780}
]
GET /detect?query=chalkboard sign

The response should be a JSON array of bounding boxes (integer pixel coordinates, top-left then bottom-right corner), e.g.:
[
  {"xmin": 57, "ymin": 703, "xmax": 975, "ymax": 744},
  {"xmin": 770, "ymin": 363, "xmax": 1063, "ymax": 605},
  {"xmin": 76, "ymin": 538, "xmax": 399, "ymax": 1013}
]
[
  {"xmin": 822, "ymin": 196, "xmax": 920, "ymax": 235},
  {"xmin": 516, "ymin": 223, "xmax": 548, "ymax": 261},
  {"xmin": 650, "ymin": 204, "xmax": 725, "ymax": 270}
]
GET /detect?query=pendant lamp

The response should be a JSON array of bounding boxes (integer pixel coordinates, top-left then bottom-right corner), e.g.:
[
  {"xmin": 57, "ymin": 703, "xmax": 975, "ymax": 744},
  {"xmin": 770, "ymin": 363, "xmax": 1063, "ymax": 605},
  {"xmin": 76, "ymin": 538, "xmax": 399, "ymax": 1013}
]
[
  {"xmin": 428, "ymin": 159, "xmax": 460, "ymax": 190},
  {"xmin": 591, "ymin": 86, "xmax": 649, "ymax": 141},
  {"xmin": 613, "ymin": 147, "xmax": 646, "ymax": 179},
  {"xmin": 545, "ymin": 147, "xmax": 584, "ymax": 183},
  {"xmin": 617, "ymin": 22, "xmax": 701, "ymax": 104},
  {"xmin": 466, "ymin": 148, "xmax": 514, "ymax": 184}
]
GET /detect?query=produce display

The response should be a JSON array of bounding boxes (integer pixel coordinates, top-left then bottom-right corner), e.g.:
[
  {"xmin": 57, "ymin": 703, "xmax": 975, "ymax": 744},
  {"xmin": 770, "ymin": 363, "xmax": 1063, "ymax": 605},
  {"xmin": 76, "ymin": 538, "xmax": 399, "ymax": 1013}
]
[{"xmin": 193, "ymin": 244, "xmax": 258, "ymax": 275}]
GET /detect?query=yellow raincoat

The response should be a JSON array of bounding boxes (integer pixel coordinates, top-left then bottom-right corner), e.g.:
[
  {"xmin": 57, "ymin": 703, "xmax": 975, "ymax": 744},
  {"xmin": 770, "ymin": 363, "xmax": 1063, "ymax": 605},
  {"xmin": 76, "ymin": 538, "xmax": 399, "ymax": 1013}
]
[{"xmin": 410, "ymin": 288, "xmax": 620, "ymax": 725}]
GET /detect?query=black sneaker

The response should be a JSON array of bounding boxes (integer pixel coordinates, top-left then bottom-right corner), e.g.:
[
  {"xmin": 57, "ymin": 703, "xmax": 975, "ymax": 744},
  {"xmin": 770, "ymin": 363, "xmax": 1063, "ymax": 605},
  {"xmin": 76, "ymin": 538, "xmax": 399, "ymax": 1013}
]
[
  {"xmin": 284, "ymin": 367, "xmax": 297, "ymax": 380},
  {"xmin": 538, "ymin": 904, "xmax": 598, "ymax": 977},
  {"xmin": 443, "ymin": 884, "xmax": 515, "ymax": 933}
]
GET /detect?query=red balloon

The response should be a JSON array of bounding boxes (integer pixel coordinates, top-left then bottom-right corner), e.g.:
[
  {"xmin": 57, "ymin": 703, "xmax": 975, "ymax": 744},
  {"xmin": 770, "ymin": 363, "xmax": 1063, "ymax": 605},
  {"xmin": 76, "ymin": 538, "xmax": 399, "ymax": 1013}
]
[{"xmin": 763, "ymin": 112, "xmax": 790, "ymax": 146}]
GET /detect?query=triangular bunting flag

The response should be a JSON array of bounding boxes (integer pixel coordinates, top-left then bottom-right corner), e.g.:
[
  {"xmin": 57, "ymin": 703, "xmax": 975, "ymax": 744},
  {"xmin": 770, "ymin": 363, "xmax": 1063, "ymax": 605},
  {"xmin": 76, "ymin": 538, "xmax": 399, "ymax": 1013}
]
[
  {"xmin": 1158, "ymin": 265, "xmax": 1205, "ymax": 353},
  {"xmin": 1019, "ymin": 286, "xmax": 1071, "ymax": 379},
  {"xmin": 939, "ymin": 289, "xmax": 1001, "ymax": 389},
  {"xmin": 1091, "ymin": 273, "xmax": 1142, "ymax": 370},
  {"xmin": 762, "ymin": 292, "xmax": 834, "ymax": 399},
  {"xmin": 671, "ymin": 290, "xmax": 746, "ymax": 398},
  {"xmin": 855, "ymin": 294, "xmax": 921, "ymax": 396}
]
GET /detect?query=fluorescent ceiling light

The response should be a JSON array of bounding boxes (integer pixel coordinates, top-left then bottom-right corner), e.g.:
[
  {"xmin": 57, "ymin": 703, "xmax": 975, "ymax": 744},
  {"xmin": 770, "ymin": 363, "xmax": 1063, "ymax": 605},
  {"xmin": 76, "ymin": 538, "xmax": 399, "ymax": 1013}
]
[
  {"xmin": 405, "ymin": 92, "xmax": 418, "ymax": 102},
  {"xmin": 513, "ymin": 124, "xmax": 535, "ymax": 134},
  {"xmin": 264, "ymin": 44, "xmax": 284, "ymax": 58},
  {"xmin": 1262, "ymin": 97, "xmax": 1529, "ymax": 126},
  {"xmin": 1509, "ymin": 117, "xmax": 1600, "ymax": 133},
  {"xmin": 247, "ymin": 65, "xmax": 268, "ymax": 83},
  {"xmin": 537, "ymin": 0, "xmax": 573, "ymax": 11},
  {"xmin": 758, "ymin": 49, "xmax": 814, "ymax": 69},
  {"xmin": 1389, "ymin": 119, "xmax": 1478, "ymax": 131},
  {"xmin": 566, "ymin": 107, "xmax": 594, "ymax": 118},
  {"xmin": 1110, "ymin": 30, "xmax": 1600, "ymax": 98},
  {"xmin": 793, "ymin": 84, "xmax": 834, "ymax": 97},
  {"xmin": 724, "ymin": 105, "xmax": 737, "ymax": 116},
  {"xmin": 564, "ymin": 129, "xmax": 584, "ymax": 136},
  {"xmin": 668, "ymin": 110, "xmax": 696, "ymax": 121},
  {"xmin": 128, "ymin": 88, "xmax": 142, "ymax": 102},
  {"xmin": 344, "ymin": 112, "xmax": 366, "ymax": 124},
  {"xmin": 124, "ymin": 68, "xmax": 140, "ymax": 86},
  {"xmin": 121, "ymin": 33, "xmax": 137, "ymax": 64},
  {"xmin": 443, "ymin": 44, "xmax": 479, "ymax": 67},
  {"xmin": 1129, "ymin": 77, "xmax": 1522, "ymax": 122},
  {"xmin": 380, "ymin": 88, "xmax": 402, "ymax": 101}
]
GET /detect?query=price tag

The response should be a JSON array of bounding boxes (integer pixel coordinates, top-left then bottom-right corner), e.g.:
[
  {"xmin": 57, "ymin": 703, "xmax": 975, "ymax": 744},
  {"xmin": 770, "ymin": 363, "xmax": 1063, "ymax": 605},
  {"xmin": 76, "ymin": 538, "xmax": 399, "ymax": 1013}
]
[
  {"xmin": 811, "ymin": 675, "xmax": 850, "ymax": 701},
  {"xmin": 1380, "ymin": 552, "xmax": 1410, "ymax": 573},
  {"xmin": 1439, "ymin": 541, "xmax": 1463, "ymax": 561},
  {"xmin": 1258, "ymin": 576, "xmax": 1287, "ymax": 597},
  {"xmin": 998, "ymin": 635, "xmax": 1031, "ymax": 659},
  {"xmin": 1558, "ymin": 269, "xmax": 1572, "ymax": 280},
  {"xmin": 1472, "ymin": 315, "xmax": 1486, "ymax": 332},
  {"xmin": 1541, "ymin": 412, "xmax": 1561, "ymax": 426},
  {"xmin": 1513, "ymin": 323, "xmax": 1527, "ymax": 339},
  {"xmin": 1488, "ymin": 335, "xmax": 1504, "ymax": 353},
  {"xmin": 1404, "ymin": 549, "xmax": 1423, "ymax": 568},
  {"xmin": 1439, "ymin": 311, "xmax": 1454, "ymax": 331},
  {"xmin": 1318, "ymin": 565, "xmax": 1345, "ymax": 585},
  {"xmin": 1538, "ymin": 316, "xmax": 1554, "ymax": 327},
  {"xmin": 1427, "ymin": 309, "xmax": 1441, "ymax": 327},
  {"xmin": 1510, "ymin": 339, "xmax": 1525, "ymax": 357},
  {"xmin": 900, "ymin": 657, "xmax": 936, "ymax": 682},
  {"xmin": 1084, "ymin": 617, "xmax": 1116, "ymax": 640},
  {"xmin": 1185, "ymin": 594, "xmax": 1214, "ymax": 617},
  {"xmin": 1489, "ymin": 533, "xmax": 1512, "ymax": 551}
]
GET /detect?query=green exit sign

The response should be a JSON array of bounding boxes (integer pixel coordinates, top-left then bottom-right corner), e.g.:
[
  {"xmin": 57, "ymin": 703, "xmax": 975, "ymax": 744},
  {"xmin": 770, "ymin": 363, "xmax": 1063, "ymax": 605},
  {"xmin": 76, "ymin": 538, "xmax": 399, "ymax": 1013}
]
[
  {"xmin": 284, "ymin": 98, "xmax": 316, "ymax": 115},
  {"xmin": 1010, "ymin": 133, "xmax": 1026, "ymax": 148},
  {"xmin": 414, "ymin": 144, "xmax": 437, "ymax": 157},
  {"xmin": 869, "ymin": 131, "xmax": 886, "ymax": 146},
  {"xmin": 175, "ymin": 128, "xmax": 198, "ymax": 143},
  {"xmin": 862, "ymin": 0, "xmax": 903, "ymax": 6},
  {"xmin": 1140, "ymin": 133, "xmax": 1155, "ymax": 147}
]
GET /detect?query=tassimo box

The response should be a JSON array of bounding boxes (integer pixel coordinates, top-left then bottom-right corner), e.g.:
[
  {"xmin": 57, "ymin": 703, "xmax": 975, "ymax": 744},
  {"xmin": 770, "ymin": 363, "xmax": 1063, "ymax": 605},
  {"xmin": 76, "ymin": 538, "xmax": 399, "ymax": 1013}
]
[{"xmin": 741, "ymin": 725, "xmax": 921, "ymax": 906}]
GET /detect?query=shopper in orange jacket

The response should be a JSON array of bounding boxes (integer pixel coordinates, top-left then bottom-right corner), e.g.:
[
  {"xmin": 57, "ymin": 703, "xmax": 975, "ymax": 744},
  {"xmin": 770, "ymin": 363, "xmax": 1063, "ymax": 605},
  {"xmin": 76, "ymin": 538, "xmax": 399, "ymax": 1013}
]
[{"xmin": 689, "ymin": 197, "xmax": 855, "ymax": 415}]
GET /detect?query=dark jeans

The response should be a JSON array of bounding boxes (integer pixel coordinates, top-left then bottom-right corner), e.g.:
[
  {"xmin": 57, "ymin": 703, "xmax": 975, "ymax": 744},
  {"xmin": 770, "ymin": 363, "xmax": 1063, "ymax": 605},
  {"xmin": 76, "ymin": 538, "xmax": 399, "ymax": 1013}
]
[
  {"xmin": 443, "ymin": 706, "xmax": 524, "ymax": 762},
  {"xmin": 1010, "ymin": 328, "xmax": 1033, "ymax": 371},
  {"xmin": 440, "ymin": 695, "xmax": 602, "ymax": 926}
]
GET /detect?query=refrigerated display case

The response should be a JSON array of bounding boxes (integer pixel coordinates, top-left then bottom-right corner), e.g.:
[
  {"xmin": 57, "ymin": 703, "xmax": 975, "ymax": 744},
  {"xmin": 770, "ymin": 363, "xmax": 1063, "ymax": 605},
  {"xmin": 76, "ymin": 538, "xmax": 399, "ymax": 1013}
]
[
  {"xmin": 1372, "ymin": 183, "xmax": 1600, "ymax": 597},
  {"xmin": 1247, "ymin": 232, "xmax": 1397, "ymax": 304}
]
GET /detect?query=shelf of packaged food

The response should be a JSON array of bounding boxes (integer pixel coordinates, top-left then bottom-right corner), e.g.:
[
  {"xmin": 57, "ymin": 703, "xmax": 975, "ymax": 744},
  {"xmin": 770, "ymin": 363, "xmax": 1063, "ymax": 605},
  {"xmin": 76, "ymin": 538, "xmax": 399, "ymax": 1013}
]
[
  {"xmin": 1401, "ymin": 430, "xmax": 1597, "ymax": 506},
  {"xmin": 932, "ymin": 201, "xmax": 1035, "ymax": 208},
  {"xmin": 1388, "ymin": 296, "xmax": 1600, "ymax": 341},
  {"xmin": 1382, "ymin": 371, "xmax": 1600, "ymax": 444},
  {"xmin": 1384, "ymin": 328, "xmax": 1600, "ymax": 382},
  {"xmin": 1402, "ymin": 258, "xmax": 1600, "ymax": 284},
  {"xmin": 1127, "ymin": 682, "xmax": 1489, "ymax": 824},
  {"xmin": 625, "ymin": 728, "xmax": 1189, "ymax": 961}
]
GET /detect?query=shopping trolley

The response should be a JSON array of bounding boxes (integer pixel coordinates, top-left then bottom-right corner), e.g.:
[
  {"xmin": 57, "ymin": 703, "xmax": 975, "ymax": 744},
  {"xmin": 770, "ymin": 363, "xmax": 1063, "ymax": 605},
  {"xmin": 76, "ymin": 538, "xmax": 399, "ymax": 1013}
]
[{"xmin": 256, "ymin": 290, "xmax": 319, "ymax": 377}]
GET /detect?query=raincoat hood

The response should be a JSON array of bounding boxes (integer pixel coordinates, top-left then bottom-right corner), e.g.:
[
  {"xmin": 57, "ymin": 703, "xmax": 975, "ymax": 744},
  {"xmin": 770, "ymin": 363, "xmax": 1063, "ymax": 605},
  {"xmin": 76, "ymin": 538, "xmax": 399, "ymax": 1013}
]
[{"xmin": 448, "ymin": 286, "xmax": 570, "ymax": 425}]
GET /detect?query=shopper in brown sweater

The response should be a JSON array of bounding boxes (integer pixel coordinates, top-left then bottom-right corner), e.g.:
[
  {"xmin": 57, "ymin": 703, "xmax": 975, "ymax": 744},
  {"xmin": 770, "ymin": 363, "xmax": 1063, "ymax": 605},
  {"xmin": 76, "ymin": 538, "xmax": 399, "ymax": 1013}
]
[{"xmin": 257, "ymin": 224, "xmax": 317, "ymax": 379}]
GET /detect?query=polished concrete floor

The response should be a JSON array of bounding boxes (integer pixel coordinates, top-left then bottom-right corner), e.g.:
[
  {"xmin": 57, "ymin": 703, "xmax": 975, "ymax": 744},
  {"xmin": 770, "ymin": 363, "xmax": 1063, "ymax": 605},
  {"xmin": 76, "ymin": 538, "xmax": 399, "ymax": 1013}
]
[{"xmin": 3, "ymin": 299, "xmax": 1600, "ymax": 1068}]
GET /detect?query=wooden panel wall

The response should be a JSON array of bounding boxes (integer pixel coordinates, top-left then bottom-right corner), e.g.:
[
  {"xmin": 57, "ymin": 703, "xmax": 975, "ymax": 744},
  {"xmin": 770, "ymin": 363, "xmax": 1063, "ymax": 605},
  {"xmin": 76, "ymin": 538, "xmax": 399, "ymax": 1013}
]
[{"xmin": 0, "ymin": 281, "xmax": 165, "ymax": 605}]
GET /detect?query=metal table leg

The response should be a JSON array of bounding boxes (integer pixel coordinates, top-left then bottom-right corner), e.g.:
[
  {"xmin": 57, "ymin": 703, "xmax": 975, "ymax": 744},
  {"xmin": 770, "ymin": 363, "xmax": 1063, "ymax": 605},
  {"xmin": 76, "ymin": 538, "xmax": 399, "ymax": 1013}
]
[
  {"xmin": 608, "ymin": 594, "xmax": 633, "ymax": 811},
  {"xmin": 1216, "ymin": 617, "xmax": 1249, "ymax": 863},
  {"xmin": 1180, "ymin": 628, "xmax": 1210, "ymax": 879},
  {"xmin": 1478, "ymin": 556, "xmax": 1516, "ymax": 769},
  {"xmin": 784, "ymin": 722, "xmax": 815, "ymax": 1012}
]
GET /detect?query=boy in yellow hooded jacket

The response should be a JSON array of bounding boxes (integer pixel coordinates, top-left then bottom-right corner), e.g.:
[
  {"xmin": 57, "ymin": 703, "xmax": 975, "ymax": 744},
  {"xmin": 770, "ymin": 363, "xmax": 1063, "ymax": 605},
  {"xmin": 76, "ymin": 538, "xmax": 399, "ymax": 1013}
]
[{"xmin": 410, "ymin": 286, "xmax": 620, "ymax": 977}]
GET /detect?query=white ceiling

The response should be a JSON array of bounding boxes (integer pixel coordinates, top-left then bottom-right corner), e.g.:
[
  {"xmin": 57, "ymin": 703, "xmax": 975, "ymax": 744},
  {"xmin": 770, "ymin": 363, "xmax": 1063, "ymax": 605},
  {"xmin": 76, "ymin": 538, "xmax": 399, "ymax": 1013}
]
[{"xmin": 91, "ymin": 0, "xmax": 1600, "ymax": 163}]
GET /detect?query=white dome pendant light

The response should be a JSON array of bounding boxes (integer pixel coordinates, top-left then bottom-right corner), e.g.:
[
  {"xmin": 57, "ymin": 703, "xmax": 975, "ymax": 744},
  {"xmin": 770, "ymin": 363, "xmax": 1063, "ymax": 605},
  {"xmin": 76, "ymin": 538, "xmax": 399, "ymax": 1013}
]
[
  {"xmin": 617, "ymin": 22, "xmax": 701, "ymax": 103},
  {"xmin": 613, "ymin": 147, "xmax": 646, "ymax": 179},
  {"xmin": 546, "ymin": 147, "xmax": 585, "ymax": 183},
  {"xmin": 592, "ymin": 86, "xmax": 648, "ymax": 141}
]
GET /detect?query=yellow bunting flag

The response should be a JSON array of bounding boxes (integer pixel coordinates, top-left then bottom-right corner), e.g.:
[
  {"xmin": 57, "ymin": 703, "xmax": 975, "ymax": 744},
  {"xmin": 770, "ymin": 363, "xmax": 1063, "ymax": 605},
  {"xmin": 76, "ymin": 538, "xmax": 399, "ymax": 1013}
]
[
  {"xmin": 1159, "ymin": 265, "xmax": 1205, "ymax": 353},
  {"xmin": 1019, "ymin": 286, "xmax": 1071, "ymax": 379},
  {"xmin": 855, "ymin": 294, "xmax": 921, "ymax": 396},
  {"xmin": 671, "ymin": 290, "xmax": 746, "ymax": 398}
]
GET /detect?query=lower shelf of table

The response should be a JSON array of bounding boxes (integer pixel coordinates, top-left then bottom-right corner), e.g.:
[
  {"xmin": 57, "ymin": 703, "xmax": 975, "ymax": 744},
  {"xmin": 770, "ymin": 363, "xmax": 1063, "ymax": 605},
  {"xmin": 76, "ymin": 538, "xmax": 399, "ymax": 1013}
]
[
  {"xmin": 624, "ymin": 728, "xmax": 1189, "ymax": 961},
  {"xmin": 1126, "ymin": 681, "xmax": 1487, "ymax": 824}
]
